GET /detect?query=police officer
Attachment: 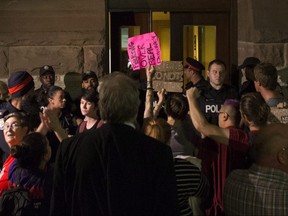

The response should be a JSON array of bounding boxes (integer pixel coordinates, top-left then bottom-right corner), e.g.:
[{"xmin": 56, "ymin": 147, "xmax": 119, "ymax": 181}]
[
  {"xmin": 184, "ymin": 57, "xmax": 207, "ymax": 91},
  {"xmin": 184, "ymin": 58, "xmax": 238, "ymax": 125}
]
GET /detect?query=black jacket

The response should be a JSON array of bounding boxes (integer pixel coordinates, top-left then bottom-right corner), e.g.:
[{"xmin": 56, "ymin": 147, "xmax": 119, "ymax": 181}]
[{"xmin": 50, "ymin": 123, "xmax": 179, "ymax": 216}]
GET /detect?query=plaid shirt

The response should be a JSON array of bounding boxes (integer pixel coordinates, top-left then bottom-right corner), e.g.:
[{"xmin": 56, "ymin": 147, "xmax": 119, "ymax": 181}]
[{"xmin": 223, "ymin": 164, "xmax": 288, "ymax": 216}]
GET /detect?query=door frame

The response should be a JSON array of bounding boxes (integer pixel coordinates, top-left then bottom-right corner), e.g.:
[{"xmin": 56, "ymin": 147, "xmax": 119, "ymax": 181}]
[{"xmin": 170, "ymin": 12, "xmax": 235, "ymax": 84}]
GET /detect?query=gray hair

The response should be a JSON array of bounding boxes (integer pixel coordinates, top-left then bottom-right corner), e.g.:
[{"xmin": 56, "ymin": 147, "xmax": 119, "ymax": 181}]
[{"xmin": 98, "ymin": 72, "xmax": 140, "ymax": 124}]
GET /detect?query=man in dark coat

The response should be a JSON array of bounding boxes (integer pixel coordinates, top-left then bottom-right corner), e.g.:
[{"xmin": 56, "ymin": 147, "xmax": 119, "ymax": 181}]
[{"xmin": 50, "ymin": 72, "xmax": 178, "ymax": 216}]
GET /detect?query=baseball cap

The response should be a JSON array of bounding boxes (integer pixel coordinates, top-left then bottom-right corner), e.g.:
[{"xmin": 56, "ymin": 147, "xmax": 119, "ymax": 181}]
[
  {"xmin": 238, "ymin": 57, "xmax": 260, "ymax": 69},
  {"xmin": 39, "ymin": 65, "xmax": 55, "ymax": 76},
  {"xmin": 82, "ymin": 70, "xmax": 97, "ymax": 81}
]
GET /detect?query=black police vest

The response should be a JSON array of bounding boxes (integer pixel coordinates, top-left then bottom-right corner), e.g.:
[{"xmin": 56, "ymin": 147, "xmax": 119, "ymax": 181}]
[{"xmin": 198, "ymin": 84, "xmax": 238, "ymax": 125}]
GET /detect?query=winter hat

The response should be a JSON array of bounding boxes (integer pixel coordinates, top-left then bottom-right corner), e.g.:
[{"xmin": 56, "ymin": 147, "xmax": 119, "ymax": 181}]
[{"xmin": 8, "ymin": 71, "xmax": 35, "ymax": 98}]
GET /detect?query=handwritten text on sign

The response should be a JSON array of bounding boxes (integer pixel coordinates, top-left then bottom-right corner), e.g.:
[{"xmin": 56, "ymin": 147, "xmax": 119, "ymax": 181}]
[
  {"xmin": 127, "ymin": 32, "xmax": 161, "ymax": 70},
  {"xmin": 153, "ymin": 61, "xmax": 184, "ymax": 93}
]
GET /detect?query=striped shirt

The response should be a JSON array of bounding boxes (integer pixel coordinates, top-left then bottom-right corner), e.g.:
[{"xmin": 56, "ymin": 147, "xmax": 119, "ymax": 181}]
[
  {"xmin": 174, "ymin": 157, "xmax": 209, "ymax": 216},
  {"xmin": 224, "ymin": 164, "xmax": 288, "ymax": 215}
]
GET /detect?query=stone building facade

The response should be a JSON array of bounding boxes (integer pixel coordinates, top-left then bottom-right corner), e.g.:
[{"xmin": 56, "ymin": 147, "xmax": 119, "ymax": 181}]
[
  {"xmin": 0, "ymin": 0, "xmax": 287, "ymax": 97},
  {"xmin": 0, "ymin": 0, "xmax": 106, "ymax": 98},
  {"xmin": 238, "ymin": 0, "xmax": 288, "ymax": 95}
]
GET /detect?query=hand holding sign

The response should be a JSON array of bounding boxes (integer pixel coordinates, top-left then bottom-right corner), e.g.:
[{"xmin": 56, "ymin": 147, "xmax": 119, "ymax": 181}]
[{"xmin": 127, "ymin": 32, "xmax": 162, "ymax": 71}]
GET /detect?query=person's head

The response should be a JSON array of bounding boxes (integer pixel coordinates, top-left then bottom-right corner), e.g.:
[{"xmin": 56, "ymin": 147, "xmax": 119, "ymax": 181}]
[
  {"xmin": 253, "ymin": 123, "xmax": 288, "ymax": 173},
  {"xmin": 238, "ymin": 57, "xmax": 260, "ymax": 81},
  {"xmin": 98, "ymin": 72, "xmax": 140, "ymax": 124},
  {"xmin": 218, "ymin": 99, "xmax": 241, "ymax": 128},
  {"xmin": 3, "ymin": 112, "xmax": 31, "ymax": 147},
  {"xmin": 240, "ymin": 92, "xmax": 270, "ymax": 127},
  {"xmin": 82, "ymin": 70, "xmax": 99, "ymax": 90},
  {"xmin": 207, "ymin": 59, "xmax": 226, "ymax": 89},
  {"xmin": 184, "ymin": 57, "xmax": 205, "ymax": 82},
  {"xmin": 142, "ymin": 118, "xmax": 171, "ymax": 144},
  {"xmin": 0, "ymin": 81, "xmax": 9, "ymax": 101},
  {"xmin": 254, "ymin": 63, "xmax": 278, "ymax": 91},
  {"xmin": 10, "ymin": 132, "xmax": 51, "ymax": 171},
  {"xmin": 165, "ymin": 93, "xmax": 189, "ymax": 121},
  {"xmin": 39, "ymin": 65, "xmax": 55, "ymax": 89},
  {"xmin": 47, "ymin": 86, "xmax": 66, "ymax": 109},
  {"xmin": 80, "ymin": 89, "xmax": 99, "ymax": 118},
  {"xmin": 8, "ymin": 71, "xmax": 35, "ymax": 101}
]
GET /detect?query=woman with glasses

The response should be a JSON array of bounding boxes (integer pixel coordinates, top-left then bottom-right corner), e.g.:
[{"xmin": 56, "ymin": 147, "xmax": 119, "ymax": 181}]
[
  {"xmin": 0, "ymin": 112, "xmax": 31, "ymax": 195},
  {"xmin": 1, "ymin": 132, "xmax": 53, "ymax": 215}
]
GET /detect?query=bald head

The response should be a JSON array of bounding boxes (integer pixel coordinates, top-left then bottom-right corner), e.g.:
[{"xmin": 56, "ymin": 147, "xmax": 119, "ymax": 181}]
[{"xmin": 253, "ymin": 123, "xmax": 288, "ymax": 172}]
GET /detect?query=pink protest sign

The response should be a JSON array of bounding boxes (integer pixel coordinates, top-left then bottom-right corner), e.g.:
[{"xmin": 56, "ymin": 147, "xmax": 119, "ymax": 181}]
[{"xmin": 127, "ymin": 32, "xmax": 162, "ymax": 71}]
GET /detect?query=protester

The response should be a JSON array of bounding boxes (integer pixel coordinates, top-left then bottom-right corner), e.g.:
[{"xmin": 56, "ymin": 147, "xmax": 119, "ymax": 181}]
[
  {"xmin": 186, "ymin": 88, "xmax": 270, "ymax": 216},
  {"xmin": 0, "ymin": 71, "xmax": 35, "ymax": 167},
  {"xmin": 254, "ymin": 62, "xmax": 285, "ymax": 106},
  {"xmin": 142, "ymin": 118, "xmax": 209, "ymax": 216},
  {"xmin": 36, "ymin": 85, "xmax": 76, "ymax": 163},
  {"xmin": 224, "ymin": 123, "xmax": 288, "ymax": 215},
  {"xmin": 165, "ymin": 93, "xmax": 200, "ymax": 157},
  {"xmin": 0, "ymin": 112, "xmax": 31, "ymax": 195},
  {"xmin": 6, "ymin": 132, "xmax": 53, "ymax": 215},
  {"xmin": 50, "ymin": 72, "xmax": 178, "ymax": 216},
  {"xmin": 76, "ymin": 89, "xmax": 102, "ymax": 133}
]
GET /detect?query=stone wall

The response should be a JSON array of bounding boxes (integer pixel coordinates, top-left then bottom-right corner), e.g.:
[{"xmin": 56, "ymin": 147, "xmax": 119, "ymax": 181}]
[
  {"xmin": 1, "ymin": 0, "xmax": 288, "ymax": 97},
  {"xmin": 0, "ymin": 0, "xmax": 106, "ymax": 98},
  {"xmin": 238, "ymin": 0, "xmax": 288, "ymax": 96}
]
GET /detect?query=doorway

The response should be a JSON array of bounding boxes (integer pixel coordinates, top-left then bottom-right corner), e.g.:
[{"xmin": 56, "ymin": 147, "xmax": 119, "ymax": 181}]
[{"xmin": 109, "ymin": 11, "xmax": 234, "ymax": 84}]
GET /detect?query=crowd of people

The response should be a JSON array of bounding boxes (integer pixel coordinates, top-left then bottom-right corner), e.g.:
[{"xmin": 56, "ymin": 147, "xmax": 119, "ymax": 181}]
[{"xmin": 0, "ymin": 57, "xmax": 287, "ymax": 216}]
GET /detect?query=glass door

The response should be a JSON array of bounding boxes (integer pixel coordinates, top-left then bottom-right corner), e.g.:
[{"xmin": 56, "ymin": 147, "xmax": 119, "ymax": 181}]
[{"xmin": 110, "ymin": 12, "xmax": 233, "ymax": 86}]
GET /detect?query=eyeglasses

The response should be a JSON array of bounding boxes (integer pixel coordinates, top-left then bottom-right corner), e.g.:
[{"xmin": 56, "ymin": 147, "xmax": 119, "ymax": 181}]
[{"xmin": 3, "ymin": 123, "xmax": 22, "ymax": 131}]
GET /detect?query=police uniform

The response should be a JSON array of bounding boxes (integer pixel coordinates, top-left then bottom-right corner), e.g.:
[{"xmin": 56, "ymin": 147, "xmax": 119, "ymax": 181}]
[
  {"xmin": 198, "ymin": 83, "xmax": 238, "ymax": 125},
  {"xmin": 184, "ymin": 57, "xmax": 208, "ymax": 92},
  {"xmin": 184, "ymin": 57, "xmax": 238, "ymax": 125}
]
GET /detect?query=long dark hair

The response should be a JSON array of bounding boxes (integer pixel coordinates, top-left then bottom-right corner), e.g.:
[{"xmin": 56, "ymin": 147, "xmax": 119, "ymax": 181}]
[
  {"xmin": 10, "ymin": 132, "xmax": 48, "ymax": 171},
  {"xmin": 38, "ymin": 85, "xmax": 64, "ymax": 107}
]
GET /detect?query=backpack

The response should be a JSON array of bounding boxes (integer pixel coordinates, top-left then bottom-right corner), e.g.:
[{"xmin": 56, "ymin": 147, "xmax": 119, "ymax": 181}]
[{"xmin": 0, "ymin": 170, "xmax": 41, "ymax": 216}]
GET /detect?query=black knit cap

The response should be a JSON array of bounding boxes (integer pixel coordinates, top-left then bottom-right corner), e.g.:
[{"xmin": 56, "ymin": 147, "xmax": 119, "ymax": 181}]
[
  {"xmin": 184, "ymin": 57, "xmax": 205, "ymax": 72},
  {"xmin": 8, "ymin": 71, "xmax": 35, "ymax": 98},
  {"xmin": 39, "ymin": 65, "xmax": 55, "ymax": 76}
]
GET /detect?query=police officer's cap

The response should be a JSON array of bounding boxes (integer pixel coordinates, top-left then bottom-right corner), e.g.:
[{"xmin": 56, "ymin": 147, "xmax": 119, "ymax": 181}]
[{"xmin": 184, "ymin": 57, "xmax": 205, "ymax": 72}]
